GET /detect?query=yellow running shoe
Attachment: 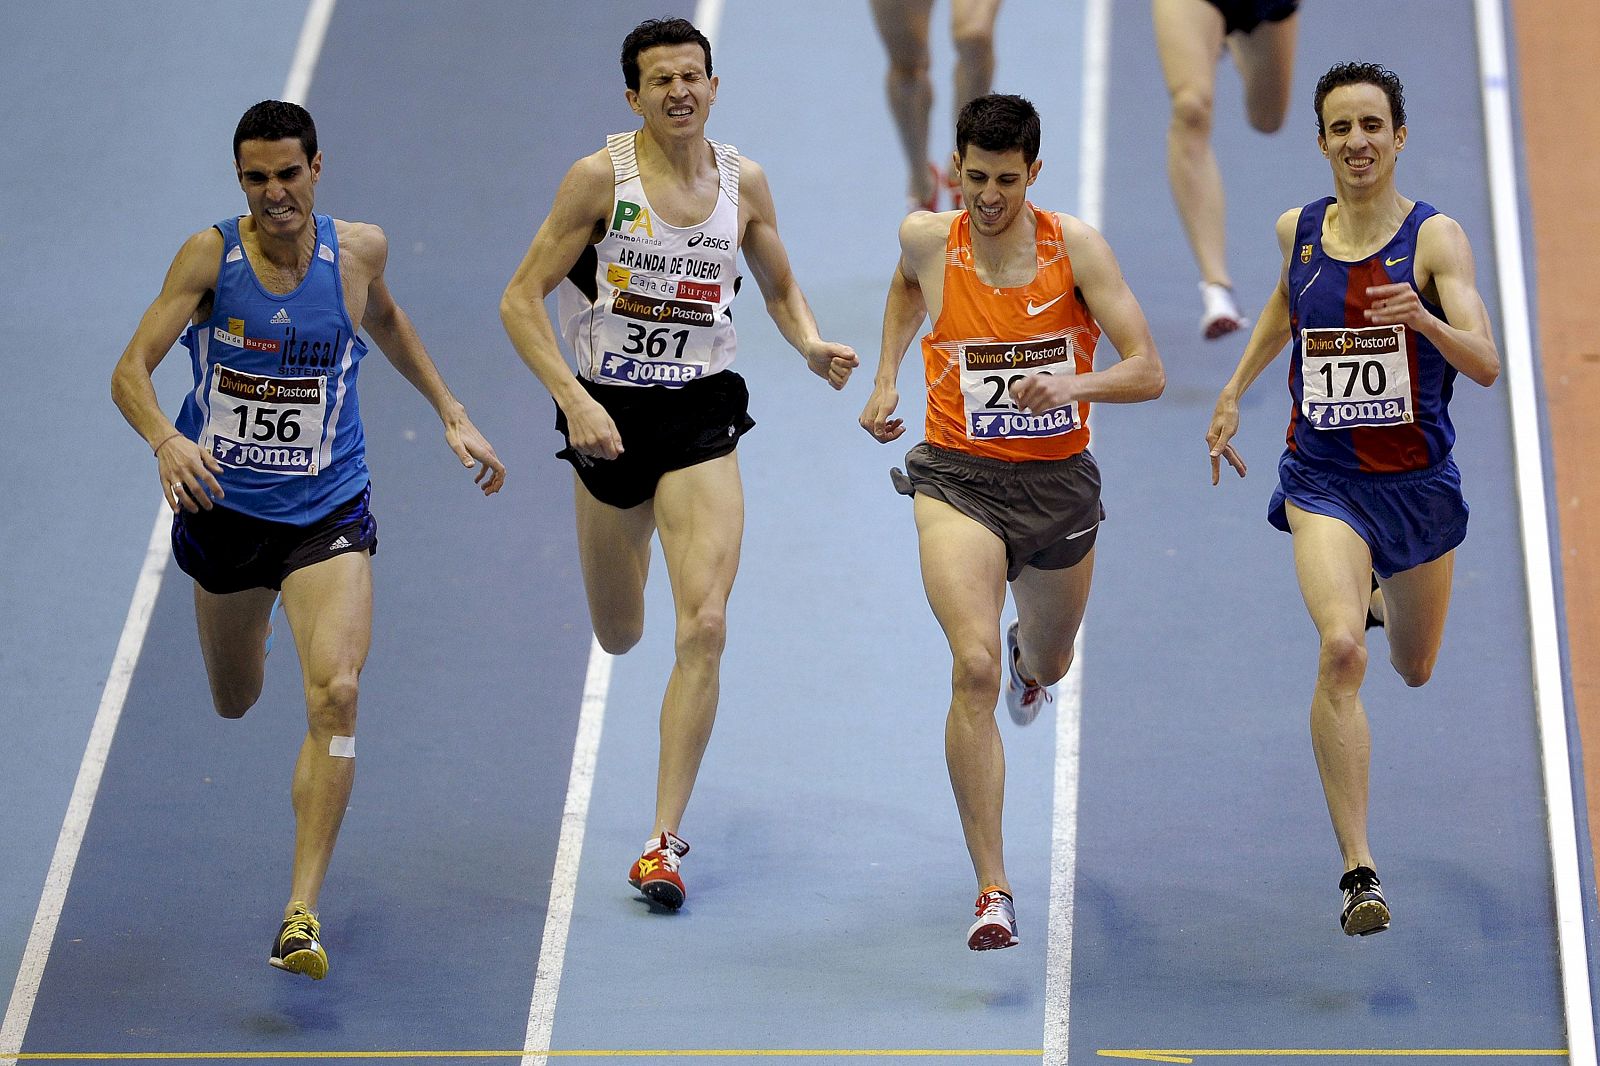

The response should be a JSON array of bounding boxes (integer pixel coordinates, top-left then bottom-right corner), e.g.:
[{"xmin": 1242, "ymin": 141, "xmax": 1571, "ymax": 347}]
[{"xmin": 269, "ymin": 902, "xmax": 328, "ymax": 979}]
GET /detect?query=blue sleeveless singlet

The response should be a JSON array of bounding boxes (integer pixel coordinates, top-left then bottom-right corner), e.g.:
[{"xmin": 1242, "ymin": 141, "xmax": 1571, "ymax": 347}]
[{"xmin": 176, "ymin": 214, "xmax": 370, "ymax": 523}]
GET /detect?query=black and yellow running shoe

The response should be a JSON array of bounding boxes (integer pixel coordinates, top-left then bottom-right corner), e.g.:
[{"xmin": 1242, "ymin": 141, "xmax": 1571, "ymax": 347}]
[
  {"xmin": 1338, "ymin": 866, "xmax": 1391, "ymax": 936},
  {"xmin": 269, "ymin": 902, "xmax": 328, "ymax": 979}
]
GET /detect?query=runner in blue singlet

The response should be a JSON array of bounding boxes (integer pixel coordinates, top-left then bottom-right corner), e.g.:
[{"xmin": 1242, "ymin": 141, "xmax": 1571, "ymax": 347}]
[
  {"xmin": 1206, "ymin": 63, "xmax": 1501, "ymax": 936},
  {"xmin": 112, "ymin": 100, "xmax": 505, "ymax": 979}
]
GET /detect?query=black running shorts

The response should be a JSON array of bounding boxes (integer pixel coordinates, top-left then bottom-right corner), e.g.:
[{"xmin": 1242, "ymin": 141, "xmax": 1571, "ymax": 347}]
[
  {"xmin": 172, "ymin": 484, "xmax": 378, "ymax": 595},
  {"xmin": 1205, "ymin": 0, "xmax": 1298, "ymax": 35},
  {"xmin": 555, "ymin": 370, "xmax": 755, "ymax": 509}
]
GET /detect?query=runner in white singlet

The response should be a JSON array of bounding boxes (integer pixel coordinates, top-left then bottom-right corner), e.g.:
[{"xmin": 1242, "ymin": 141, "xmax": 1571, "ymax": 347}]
[{"xmin": 500, "ymin": 18, "xmax": 857, "ymax": 911}]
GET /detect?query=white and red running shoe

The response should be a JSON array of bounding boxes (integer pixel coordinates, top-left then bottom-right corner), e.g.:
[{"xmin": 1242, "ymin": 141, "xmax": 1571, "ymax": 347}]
[{"xmin": 967, "ymin": 885, "xmax": 1019, "ymax": 950}]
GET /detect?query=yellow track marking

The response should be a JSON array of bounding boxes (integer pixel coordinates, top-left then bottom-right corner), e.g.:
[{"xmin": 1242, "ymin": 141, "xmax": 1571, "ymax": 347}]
[{"xmin": 1097, "ymin": 1051, "xmax": 1569, "ymax": 1063}]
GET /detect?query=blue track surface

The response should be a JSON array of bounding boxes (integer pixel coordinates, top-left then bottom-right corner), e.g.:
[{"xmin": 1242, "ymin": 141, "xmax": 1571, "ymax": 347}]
[{"xmin": 0, "ymin": 1, "xmax": 1587, "ymax": 1063}]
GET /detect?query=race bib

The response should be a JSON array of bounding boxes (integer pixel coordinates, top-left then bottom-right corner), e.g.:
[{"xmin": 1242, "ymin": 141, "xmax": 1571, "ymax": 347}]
[
  {"xmin": 594, "ymin": 291, "xmax": 714, "ymax": 388},
  {"xmin": 203, "ymin": 364, "xmax": 326, "ymax": 475},
  {"xmin": 959, "ymin": 337, "xmax": 1079, "ymax": 440},
  {"xmin": 1299, "ymin": 325, "xmax": 1413, "ymax": 430}
]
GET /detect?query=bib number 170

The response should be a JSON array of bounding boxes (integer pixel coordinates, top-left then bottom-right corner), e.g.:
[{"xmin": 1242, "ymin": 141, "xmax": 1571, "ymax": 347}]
[{"xmin": 1316, "ymin": 360, "xmax": 1386, "ymax": 399}]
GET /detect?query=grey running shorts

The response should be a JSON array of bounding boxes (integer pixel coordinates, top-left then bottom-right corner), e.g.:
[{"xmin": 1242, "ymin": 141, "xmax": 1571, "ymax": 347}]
[{"xmin": 892, "ymin": 442, "xmax": 1104, "ymax": 581}]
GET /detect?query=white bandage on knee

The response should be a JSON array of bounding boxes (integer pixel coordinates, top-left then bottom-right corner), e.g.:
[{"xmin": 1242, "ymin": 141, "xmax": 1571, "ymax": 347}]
[{"xmin": 328, "ymin": 735, "xmax": 356, "ymax": 758}]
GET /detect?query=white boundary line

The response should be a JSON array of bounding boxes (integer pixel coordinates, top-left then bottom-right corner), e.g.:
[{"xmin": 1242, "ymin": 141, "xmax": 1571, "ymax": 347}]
[
  {"xmin": 0, "ymin": 508, "xmax": 170, "ymax": 1063},
  {"xmin": 1042, "ymin": 2, "xmax": 1110, "ymax": 1062},
  {"xmin": 0, "ymin": 4, "xmax": 337, "ymax": 1058},
  {"xmin": 1473, "ymin": 0, "xmax": 1596, "ymax": 1061},
  {"xmin": 520, "ymin": 638, "xmax": 614, "ymax": 1066},
  {"xmin": 520, "ymin": 7, "xmax": 727, "ymax": 1061}
]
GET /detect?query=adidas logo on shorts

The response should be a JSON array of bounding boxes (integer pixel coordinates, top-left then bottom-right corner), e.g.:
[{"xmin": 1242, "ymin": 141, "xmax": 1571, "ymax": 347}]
[{"xmin": 328, "ymin": 535, "xmax": 352, "ymax": 551}]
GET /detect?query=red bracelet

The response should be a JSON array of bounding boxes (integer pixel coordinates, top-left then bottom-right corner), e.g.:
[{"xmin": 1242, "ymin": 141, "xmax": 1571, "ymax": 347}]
[{"xmin": 151, "ymin": 431, "xmax": 183, "ymax": 456}]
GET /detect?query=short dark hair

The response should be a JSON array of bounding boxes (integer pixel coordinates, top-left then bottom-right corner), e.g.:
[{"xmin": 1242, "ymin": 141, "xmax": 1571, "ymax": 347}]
[
  {"xmin": 234, "ymin": 100, "xmax": 317, "ymax": 163},
  {"xmin": 621, "ymin": 18, "xmax": 713, "ymax": 92},
  {"xmin": 956, "ymin": 94, "xmax": 1042, "ymax": 167},
  {"xmin": 1313, "ymin": 62, "xmax": 1406, "ymax": 135}
]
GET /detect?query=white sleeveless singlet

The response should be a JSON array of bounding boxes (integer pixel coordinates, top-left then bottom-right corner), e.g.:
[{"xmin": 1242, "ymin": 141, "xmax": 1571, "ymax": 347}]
[{"xmin": 558, "ymin": 131, "xmax": 741, "ymax": 388}]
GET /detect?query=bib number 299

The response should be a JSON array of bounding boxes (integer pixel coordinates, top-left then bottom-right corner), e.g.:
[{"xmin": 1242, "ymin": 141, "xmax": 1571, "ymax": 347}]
[{"xmin": 982, "ymin": 370, "xmax": 1050, "ymax": 409}]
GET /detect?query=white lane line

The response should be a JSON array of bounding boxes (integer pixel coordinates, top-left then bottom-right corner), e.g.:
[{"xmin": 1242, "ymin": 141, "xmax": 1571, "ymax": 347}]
[
  {"xmin": 0, "ymin": 3, "xmax": 338, "ymax": 1057},
  {"xmin": 696, "ymin": 0, "xmax": 726, "ymax": 49},
  {"xmin": 283, "ymin": 0, "xmax": 337, "ymax": 106},
  {"xmin": 1474, "ymin": 0, "xmax": 1597, "ymax": 1061},
  {"xmin": 1043, "ymin": 630, "xmax": 1087, "ymax": 1066},
  {"xmin": 0, "ymin": 507, "xmax": 170, "ymax": 1062},
  {"xmin": 1075, "ymin": 0, "xmax": 1111, "ymax": 232},
  {"xmin": 521, "ymin": 638, "xmax": 614, "ymax": 1066},
  {"xmin": 1042, "ymin": 3, "xmax": 1110, "ymax": 1063}
]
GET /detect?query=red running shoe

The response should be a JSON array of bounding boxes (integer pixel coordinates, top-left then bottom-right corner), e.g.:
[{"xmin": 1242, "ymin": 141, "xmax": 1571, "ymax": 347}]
[{"xmin": 628, "ymin": 830, "xmax": 690, "ymax": 910}]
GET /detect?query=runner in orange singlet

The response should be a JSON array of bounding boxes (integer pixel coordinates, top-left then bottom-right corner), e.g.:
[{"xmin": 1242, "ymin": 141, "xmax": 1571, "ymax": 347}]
[{"xmin": 860, "ymin": 94, "xmax": 1165, "ymax": 950}]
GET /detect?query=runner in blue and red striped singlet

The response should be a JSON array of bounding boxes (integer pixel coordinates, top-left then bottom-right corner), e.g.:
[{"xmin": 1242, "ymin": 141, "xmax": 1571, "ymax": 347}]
[{"xmin": 1206, "ymin": 63, "xmax": 1501, "ymax": 938}]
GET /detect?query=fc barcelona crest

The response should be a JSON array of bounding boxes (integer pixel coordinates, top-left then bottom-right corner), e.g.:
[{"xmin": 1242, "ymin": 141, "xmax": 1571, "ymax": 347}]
[{"xmin": 1300, "ymin": 243, "xmax": 1314, "ymax": 264}]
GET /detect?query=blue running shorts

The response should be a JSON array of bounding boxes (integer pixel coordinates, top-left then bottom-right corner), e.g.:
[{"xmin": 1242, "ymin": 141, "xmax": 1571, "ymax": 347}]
[{"xmin": 1267, "ymin": 450, "xmax": 1467, "ymax": 578}]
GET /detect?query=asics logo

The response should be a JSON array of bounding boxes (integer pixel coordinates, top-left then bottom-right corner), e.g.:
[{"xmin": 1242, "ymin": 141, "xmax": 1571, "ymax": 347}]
[
  {"xmin": 1384, "ymin": 255, "xmax": 1409, "ymax": 267},
  {"xmin": 637, "ymin": 857, "xmax": 661, "ymax": 875},
  {"xmin": 1025, "ymin": 294, "xmax": 1065, "ymax": 316}
]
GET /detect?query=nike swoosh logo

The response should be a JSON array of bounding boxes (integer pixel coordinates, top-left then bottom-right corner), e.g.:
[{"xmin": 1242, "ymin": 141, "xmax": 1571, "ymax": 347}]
[
  {"xmin": 1384, "ymin": 255, "xmax": 1409, "ymax": 267},
  {"xmin": 1026, "ymin": 294, "xmax": 1066, "ymax": 316}
]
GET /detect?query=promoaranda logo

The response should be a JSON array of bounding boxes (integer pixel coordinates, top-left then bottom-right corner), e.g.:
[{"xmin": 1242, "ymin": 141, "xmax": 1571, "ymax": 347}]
[
  {"xmin": 611, "ymin": 200, "xmax": 655, "ymax": 237},
  {"xmin": 970, "ymin": 406, "xmax": 1078, "ymax": 439},
  {"xmin": 687, "ymin": 231, "xmax": 732, "ymax": 251}
]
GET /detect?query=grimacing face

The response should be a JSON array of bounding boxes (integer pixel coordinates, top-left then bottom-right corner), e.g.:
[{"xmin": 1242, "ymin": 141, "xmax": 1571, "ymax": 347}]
[
  {"xmin": 627, "ymin": 43, "xmax": 717, "ymax": 140},
  {"xmin": 236, "ymin": 138, "xmax": 321, "ymax": 240},
  {"xmin": 1318, "ymin": 82, "xmax": 1406, "ymax": 192},
  {"xmin": 954, "ymin": 145, "xmax": 1040, "ymax": 238}
]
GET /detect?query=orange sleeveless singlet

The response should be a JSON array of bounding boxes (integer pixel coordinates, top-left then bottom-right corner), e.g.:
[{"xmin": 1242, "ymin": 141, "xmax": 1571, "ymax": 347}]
[{"xmin": 921, "ymin": 206, "xmax": 1100, "ymax": 461}]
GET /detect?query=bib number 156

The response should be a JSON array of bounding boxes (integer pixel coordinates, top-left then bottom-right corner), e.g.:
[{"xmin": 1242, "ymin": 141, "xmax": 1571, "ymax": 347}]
[{"xmin": 230, "ymin": 405, "xmax": 303, "ymax": 443}]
